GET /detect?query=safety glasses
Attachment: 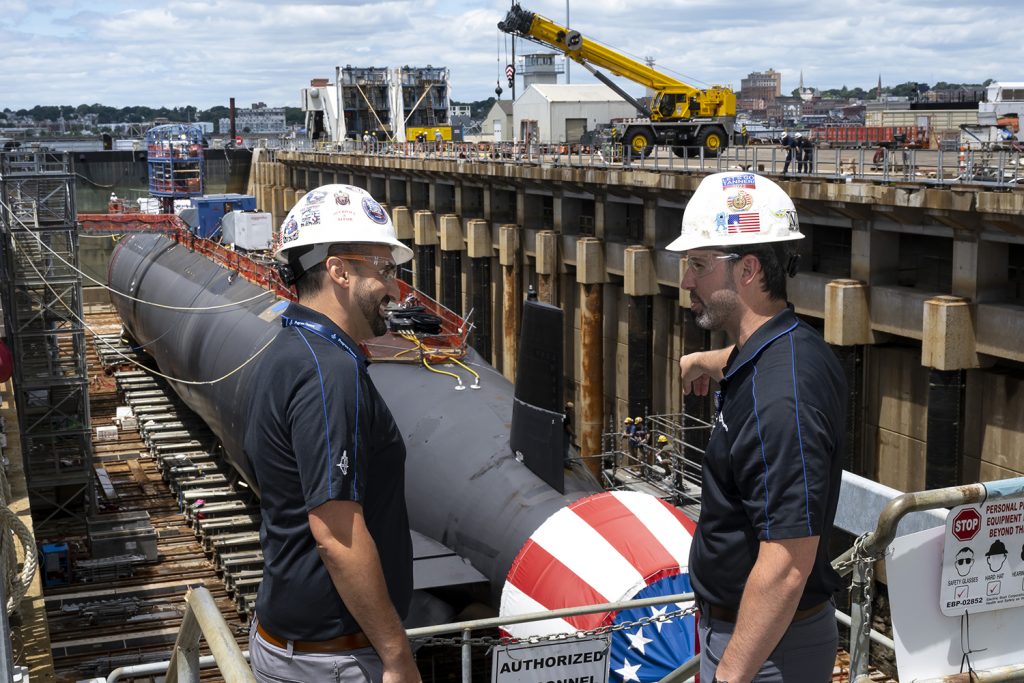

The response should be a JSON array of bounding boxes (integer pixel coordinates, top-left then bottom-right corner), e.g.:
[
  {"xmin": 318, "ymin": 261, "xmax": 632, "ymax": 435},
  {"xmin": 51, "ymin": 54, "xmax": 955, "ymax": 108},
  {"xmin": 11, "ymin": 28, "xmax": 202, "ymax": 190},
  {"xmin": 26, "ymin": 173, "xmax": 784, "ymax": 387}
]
[
  {"xmin": 341, "ymin": 255, "xmax": 398, "ymax": 282},
  {"xmin": 685, "ymin": 252, "xmax": 739, "ymax": 278}
]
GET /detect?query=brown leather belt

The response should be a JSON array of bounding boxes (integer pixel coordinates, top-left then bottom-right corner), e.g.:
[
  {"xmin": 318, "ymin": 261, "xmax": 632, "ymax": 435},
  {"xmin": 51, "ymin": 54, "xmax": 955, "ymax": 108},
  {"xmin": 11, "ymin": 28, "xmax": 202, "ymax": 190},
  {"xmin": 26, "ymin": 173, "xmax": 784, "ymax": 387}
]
[
  {"xmin": 256, "ymin": 621, "xmax": 371, "ymax": 653},
  {"xmin": 699, "ymin": 599, "xmax": 829, "ymax": 625}
]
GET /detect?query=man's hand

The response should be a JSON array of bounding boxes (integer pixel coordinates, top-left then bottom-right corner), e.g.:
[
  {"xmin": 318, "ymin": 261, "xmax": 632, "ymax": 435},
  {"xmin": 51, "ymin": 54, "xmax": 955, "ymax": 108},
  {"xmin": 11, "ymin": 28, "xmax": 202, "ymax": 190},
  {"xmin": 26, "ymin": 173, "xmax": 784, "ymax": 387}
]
[
  {"xmin": 712, "ymin": 537, "xmax": 819, "ymax": 683},
  {"xmin": 310, "ymin": 501, "xmax": 421, "ymax": 683},
  {"xmin": 679, "ymin": 347, "xmax": 732, "ymax": 396}
]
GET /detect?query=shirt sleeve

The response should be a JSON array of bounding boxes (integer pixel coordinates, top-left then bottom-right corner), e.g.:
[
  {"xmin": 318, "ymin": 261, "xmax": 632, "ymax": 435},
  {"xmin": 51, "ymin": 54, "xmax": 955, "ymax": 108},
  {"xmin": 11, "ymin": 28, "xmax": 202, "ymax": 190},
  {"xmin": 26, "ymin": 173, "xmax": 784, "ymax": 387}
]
[
  {"xmin": 734, "ymin": 360, "xmax": 838, "ymax": 541},
  {"xmin": 286, "ymin": 335, "xmax": 369, "ymax": 511}
]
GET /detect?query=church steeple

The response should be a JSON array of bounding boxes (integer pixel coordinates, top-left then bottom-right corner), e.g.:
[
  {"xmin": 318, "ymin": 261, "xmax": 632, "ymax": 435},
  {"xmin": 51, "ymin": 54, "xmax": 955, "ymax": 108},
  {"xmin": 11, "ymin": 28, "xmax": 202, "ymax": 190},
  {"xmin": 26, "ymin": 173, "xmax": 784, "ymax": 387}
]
[{"xmin": 799, "ymin": 69, "xmax": 804, "ymax": 91}]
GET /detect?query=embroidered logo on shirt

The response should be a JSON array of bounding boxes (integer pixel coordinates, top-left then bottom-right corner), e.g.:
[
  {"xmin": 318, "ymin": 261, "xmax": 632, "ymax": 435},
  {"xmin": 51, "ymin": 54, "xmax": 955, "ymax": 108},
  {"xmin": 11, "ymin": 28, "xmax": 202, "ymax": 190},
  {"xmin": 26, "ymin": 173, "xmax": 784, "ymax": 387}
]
[
  {"xmin": 337, "ymin": 450, "xmax": 349, "ymax": 476},
  {"xmin": 710, "ymin": 390, "xmax": 728, "ymax": 436}
]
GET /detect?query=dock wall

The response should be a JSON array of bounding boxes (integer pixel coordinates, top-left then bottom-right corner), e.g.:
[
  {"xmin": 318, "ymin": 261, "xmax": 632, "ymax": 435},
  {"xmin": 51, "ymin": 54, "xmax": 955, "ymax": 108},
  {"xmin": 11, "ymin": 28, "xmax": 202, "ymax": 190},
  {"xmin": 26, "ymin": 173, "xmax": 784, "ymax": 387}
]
[{"xmin": 254, "ymin": 151, "xmax": 1024, "ymax": 488}]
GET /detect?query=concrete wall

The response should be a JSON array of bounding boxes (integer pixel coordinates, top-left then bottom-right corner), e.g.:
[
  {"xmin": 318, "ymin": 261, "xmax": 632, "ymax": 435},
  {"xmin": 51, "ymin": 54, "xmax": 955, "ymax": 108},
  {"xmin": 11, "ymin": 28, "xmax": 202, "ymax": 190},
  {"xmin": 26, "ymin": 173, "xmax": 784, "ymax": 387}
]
[{"xmin": 266, "ymin": 151, "xmax": 1024, "ymax": 490}]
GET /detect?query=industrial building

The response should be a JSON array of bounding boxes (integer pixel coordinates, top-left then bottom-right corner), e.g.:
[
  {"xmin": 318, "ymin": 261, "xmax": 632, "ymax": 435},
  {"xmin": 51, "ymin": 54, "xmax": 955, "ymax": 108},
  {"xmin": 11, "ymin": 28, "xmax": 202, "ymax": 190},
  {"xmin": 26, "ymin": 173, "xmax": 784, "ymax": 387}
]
[
  {"xmin": 301, "ymin": 66, "xmax": 452, "ymax": 143},
  {"xmin": 218, "ymin": 102, "xmax": 287, "ymax": 135},
  {"xmin": 513, "ymin": 83, "xmax": 635, "ymax": 143}
]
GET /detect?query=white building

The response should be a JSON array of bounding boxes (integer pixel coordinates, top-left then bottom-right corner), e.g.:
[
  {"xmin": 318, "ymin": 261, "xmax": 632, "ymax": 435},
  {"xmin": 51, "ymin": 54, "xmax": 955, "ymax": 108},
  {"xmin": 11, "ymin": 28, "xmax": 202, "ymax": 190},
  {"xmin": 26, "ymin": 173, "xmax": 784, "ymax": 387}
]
[
  {"xmin": 219, "ymin": 104, "xmax": 287, "ymax": 135},
  {"xmin": 513, "ymin": 84, "xmax": 636, "ymax": 144},
  {"xmin": 481, "ymin": 100, "xmax": 514, "ymax": 141}
]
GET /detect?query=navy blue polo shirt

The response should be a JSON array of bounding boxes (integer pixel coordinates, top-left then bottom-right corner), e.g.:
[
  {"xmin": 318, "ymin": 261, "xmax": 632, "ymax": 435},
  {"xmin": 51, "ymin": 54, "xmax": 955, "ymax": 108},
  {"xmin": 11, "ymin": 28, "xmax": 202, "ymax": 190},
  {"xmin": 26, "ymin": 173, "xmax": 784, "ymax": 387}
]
[
  {"xmin": 689, "ymin": 307, "xmax": 846, "ymax": 611},
  {"xmin": 244, "ymin": 302, "xmax": 412, "ymax": 641}
]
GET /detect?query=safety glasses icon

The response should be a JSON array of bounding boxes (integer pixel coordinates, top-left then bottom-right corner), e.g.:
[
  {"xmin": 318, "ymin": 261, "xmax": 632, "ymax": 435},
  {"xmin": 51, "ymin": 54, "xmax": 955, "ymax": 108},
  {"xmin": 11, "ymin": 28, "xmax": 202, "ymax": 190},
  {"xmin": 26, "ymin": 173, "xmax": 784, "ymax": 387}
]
[{"xmin": 957, "ymin": 558, "xmax": 973, "ymax": 566}]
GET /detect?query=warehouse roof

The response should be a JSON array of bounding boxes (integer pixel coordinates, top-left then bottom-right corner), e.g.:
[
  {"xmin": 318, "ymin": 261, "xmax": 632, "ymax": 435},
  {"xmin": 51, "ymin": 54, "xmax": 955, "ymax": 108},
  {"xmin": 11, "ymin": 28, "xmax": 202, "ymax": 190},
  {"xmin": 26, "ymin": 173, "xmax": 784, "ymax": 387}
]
[{"xmin": 523, "ymin": 84, "xmax": 628, "ymax": 103}]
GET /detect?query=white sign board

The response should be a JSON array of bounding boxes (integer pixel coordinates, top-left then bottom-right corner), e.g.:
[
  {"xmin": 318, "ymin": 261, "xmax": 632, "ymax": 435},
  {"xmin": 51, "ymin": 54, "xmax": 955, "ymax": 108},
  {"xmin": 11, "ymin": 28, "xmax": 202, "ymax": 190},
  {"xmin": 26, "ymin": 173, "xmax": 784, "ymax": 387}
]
[
  {"xmin": 888, "ymin": 525, "xmax": 1024, "ymax": 681},
  {"xmin": 492, "ymin": 637, "xmax": 610, "ymax": 683},
  {"xmin": 940, "ymin": 498, "xmax": 1024, "ymax": 616}
]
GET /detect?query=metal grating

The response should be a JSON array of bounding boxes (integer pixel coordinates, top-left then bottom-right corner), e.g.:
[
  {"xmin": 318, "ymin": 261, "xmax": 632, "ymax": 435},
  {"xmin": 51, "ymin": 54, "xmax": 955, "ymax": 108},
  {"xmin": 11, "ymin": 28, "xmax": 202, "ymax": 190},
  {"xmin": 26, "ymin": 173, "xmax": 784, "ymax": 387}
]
[{"xmin": 1, "ymin": 150, "xmax": 94, "ymax": 521}]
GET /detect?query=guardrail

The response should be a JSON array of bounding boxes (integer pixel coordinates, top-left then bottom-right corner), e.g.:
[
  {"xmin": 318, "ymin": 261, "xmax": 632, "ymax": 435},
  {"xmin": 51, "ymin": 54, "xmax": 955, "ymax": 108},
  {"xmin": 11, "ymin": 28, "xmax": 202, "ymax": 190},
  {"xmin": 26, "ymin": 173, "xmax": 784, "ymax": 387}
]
[
  {"xmin": 281, "ymin": 139, "xmax": 1024, "ymax": 188},
  {"xmin": 108, "ymin": 586, "xmax": 254, "ymax": 683}
]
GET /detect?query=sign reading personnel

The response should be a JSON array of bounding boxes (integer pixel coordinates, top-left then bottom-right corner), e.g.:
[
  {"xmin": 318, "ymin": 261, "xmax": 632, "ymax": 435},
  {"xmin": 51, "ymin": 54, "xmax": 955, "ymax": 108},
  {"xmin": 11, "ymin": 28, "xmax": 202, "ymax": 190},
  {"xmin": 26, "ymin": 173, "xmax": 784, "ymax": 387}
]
[
  {"xmin": 493, "ymin": 636, "xmax": 610, "ymax": 683},
  {"xmin": 940, "ymin": 498, "xmax": 1024, "ymax": 616}
]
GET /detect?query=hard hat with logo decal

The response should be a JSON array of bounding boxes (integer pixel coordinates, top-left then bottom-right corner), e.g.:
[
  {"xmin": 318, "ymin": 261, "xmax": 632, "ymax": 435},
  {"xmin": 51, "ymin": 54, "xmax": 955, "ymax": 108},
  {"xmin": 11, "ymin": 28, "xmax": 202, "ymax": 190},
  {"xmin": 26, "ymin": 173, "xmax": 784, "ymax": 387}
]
[
  {"xmin": 634, "ymin": 416, "xmax": 643, "ymax": 423},
  {"xmin": 666, "ymin": 172, "xmax": 804, "ymax": 253},
  {"xmin": 274, "ymin": 184, "xmax": 413, "ymax": 275}
]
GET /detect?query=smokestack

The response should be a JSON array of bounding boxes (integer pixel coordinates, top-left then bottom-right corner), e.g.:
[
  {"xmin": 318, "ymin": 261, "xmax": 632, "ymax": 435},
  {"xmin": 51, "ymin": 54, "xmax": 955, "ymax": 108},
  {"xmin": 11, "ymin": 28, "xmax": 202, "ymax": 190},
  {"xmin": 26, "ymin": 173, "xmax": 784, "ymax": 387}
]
[{"xmin": 229, "ymin": 97, "xmax": 237, "ymax": 142}]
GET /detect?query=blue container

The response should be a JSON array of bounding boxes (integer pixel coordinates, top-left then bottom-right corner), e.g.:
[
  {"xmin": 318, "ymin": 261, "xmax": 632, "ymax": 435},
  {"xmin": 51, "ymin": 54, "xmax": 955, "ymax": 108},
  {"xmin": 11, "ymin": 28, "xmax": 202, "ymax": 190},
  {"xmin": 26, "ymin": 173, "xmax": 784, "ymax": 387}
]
[
  {"xmin": 191, "ymin": 194, "xmax": 257, "ymax": 239},
  {"xmin": 41, "ymin": 542, "xmax": 70, "ymax": 587}
]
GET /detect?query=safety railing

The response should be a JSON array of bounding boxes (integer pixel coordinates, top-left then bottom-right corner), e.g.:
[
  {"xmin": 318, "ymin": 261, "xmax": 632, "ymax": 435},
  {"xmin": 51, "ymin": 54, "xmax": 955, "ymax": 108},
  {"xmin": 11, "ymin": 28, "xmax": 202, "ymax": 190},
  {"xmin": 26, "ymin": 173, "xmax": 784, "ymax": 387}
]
[
  {"xmin": 107, "ymin": 586, "xmax": 255, "ymax": 683},
  {"xmin": 282, "ymin": 139, "xmax": 1024, "ymax": 188},
  {"xmin": 835, "ymin": 476, "xmax": 1024, "ymax": 683}
]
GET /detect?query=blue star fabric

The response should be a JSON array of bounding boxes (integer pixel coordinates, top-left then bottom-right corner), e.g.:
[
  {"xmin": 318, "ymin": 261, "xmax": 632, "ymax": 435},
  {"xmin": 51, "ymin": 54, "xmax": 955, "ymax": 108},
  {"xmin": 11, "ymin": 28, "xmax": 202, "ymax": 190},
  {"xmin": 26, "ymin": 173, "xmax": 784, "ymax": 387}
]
[{"xmin": 609, "ymin": 573, "xmax": 696, "ymax": 682}]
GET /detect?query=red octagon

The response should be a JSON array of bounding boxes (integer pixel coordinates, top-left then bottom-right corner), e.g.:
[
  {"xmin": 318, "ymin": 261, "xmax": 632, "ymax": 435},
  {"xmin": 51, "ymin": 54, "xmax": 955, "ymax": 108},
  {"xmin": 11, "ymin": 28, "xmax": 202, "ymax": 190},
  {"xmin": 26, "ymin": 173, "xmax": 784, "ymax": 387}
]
[{"xmin": 951, "ymin": 507, "xmax": 982, "ymax": 542}]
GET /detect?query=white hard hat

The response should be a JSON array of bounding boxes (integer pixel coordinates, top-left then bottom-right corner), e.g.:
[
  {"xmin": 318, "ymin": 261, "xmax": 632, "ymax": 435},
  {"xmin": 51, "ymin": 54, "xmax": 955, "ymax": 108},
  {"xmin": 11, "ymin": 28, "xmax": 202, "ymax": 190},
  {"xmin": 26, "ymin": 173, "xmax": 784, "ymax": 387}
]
[
  {"xmin": 795, "ymin": 132, "xmax": 803, "ymax": 138},
  {"xmin": 666, "ymin": 172, "xmax": 804, "ymax": 252},
  {"xmin": 274, "ymin": 184, "xmax": 413, "ymax": 273}
]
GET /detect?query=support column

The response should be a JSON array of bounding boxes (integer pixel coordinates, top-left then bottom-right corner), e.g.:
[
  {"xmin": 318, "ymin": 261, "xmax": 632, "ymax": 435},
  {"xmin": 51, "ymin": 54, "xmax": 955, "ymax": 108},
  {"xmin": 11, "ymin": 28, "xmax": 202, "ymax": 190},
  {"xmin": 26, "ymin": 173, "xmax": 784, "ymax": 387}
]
[
  {"xmin": 624, "ymin": 246, "xmax": 658, "ymax": 418},
  {"xmin": 922, "ymin": 295, "xmax": 977, "ymax": 489},
  {"xmin": 467, "ymin": 220, "xmax": 493, "ymax": 361},
  {"xmin": 577, "ymin": 238, "xmax": 605, "ymax": 480},
  {"xmin": 439, "ymin": 214, "xmax": 464, "ymax": 314},
  {"xmin": 825, "ymin": 279, "xmax": 875, "ymax": 476},
  {"xmin": 500, "ymin": 224, "xmax": 522, "ymax": 382},
  {"xmin": 413, "ymin": 210, "xmax": 438, "ymax": 299},
  {"xmin": 391, "ymin": 206, "xmax": 414, "ymax": 285},
  {"xmin": 535, "ymin": 231, "xmax": 559, "ymax": 305}
]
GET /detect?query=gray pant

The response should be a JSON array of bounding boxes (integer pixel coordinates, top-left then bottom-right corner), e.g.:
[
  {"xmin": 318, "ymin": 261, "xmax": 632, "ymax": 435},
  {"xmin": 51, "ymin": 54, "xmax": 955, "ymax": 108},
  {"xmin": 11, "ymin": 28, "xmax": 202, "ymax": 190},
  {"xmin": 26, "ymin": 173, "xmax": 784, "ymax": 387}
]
[
  {"xmin": 699, "ymin": 603, "xmax": 837, "ymax": 682},
  {"xmin": 249, "ymin": 618, "xmax": 383, "ymax": 683}
]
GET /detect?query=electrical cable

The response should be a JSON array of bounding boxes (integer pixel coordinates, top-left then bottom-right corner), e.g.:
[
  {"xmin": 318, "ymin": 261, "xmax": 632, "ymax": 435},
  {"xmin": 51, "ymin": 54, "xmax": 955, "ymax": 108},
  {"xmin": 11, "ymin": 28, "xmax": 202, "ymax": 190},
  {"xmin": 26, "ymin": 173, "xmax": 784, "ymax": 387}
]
[
  {"xmin": 0, "ymin": 198, "xmax": 273, "ymax": 311},
  {"xmin": 11, "ymin": 233, "xmax": 278, "ymax": 386}
]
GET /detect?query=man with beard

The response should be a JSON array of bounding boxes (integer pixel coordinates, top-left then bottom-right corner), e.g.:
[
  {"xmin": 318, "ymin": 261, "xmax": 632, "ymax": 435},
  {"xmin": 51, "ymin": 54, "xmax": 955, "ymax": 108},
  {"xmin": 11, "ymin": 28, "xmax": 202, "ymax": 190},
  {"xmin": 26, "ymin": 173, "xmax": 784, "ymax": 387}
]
[
  {"xmin": 668, "ymin": 172, "xmax": 846, "ymax": 683},
  {"xmin": 245, "ymin": 184, "xmax": 420, "ymax": 683}
]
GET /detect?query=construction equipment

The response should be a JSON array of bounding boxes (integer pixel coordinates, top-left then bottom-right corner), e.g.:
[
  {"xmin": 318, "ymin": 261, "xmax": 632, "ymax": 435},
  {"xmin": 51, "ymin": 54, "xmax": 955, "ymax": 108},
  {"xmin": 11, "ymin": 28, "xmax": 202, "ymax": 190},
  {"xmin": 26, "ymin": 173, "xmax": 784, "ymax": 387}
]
[{"xmin": 498, "ymin": 3, "xmax": 735, "ymax": 157}]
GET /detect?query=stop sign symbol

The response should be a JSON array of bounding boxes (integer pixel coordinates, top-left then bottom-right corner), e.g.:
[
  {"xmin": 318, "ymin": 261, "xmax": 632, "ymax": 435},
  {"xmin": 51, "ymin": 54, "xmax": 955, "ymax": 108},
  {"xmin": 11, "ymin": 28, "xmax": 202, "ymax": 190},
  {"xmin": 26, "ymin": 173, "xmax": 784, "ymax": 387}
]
[{"xmin": 952, "ymin": 507, "xmax": 981, "ymax": 542}]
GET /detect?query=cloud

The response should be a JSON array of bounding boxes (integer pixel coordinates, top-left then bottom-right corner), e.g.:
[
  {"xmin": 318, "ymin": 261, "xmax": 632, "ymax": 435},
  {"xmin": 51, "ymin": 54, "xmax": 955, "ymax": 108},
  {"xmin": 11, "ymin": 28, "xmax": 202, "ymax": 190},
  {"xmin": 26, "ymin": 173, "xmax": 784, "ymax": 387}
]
[{"xmin": 0, "ymin": 0, "xmax": 1015, "ymax": 110}]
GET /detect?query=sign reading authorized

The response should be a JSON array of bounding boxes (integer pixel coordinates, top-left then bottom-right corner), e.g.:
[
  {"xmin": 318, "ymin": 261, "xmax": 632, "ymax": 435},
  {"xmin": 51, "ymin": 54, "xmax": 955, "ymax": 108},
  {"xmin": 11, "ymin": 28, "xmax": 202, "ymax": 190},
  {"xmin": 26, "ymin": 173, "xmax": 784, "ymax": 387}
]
[
  {"xmin": 492, "ymin": 636, "xmax": 610, "ymax": 683},
  {"xmin": 940, "ymin": 496, "xmax": 1024, "ymax": 616}
]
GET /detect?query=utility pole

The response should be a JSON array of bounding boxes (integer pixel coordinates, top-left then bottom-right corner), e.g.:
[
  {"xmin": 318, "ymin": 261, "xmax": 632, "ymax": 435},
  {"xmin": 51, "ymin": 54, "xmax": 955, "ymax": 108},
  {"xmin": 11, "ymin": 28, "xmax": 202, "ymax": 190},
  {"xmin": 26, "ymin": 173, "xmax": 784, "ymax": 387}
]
[{"xmin": 565, "ymin": 0, "xmax": 570, "ymax": 84}]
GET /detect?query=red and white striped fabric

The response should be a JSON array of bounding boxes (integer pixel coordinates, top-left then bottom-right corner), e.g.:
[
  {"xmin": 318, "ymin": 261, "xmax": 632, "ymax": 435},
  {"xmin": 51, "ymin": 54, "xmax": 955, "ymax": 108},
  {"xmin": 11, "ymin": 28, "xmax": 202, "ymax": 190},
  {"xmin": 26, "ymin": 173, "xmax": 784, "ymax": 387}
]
[{"xmin": 499, "ymin": 490, "xmax": 697, "ymax": 637}]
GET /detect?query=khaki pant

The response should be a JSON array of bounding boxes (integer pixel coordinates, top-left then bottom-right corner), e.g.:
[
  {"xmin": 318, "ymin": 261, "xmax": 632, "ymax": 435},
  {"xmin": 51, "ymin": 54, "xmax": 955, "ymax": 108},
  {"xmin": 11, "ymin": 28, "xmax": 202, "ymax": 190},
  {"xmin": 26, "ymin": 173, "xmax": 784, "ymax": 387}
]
[{"xmin": 249, "ymin": 618, "xmax": 383, "ymax": 683}]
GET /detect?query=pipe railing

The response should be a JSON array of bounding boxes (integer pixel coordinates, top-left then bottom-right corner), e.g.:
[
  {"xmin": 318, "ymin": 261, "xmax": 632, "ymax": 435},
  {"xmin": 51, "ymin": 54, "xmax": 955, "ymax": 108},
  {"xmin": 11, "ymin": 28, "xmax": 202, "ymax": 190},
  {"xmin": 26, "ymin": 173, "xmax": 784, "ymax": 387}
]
[
  {"xmin": 838, "ymin": 476, "xmax": 1024, "ymax": 683},
  {"xmin": 108, "ymin": 586, "xmax": 255, "ymax": 683},
  {"xmin": 285, "ymin": 139, "xmax": 1024, "ymax": 188}
]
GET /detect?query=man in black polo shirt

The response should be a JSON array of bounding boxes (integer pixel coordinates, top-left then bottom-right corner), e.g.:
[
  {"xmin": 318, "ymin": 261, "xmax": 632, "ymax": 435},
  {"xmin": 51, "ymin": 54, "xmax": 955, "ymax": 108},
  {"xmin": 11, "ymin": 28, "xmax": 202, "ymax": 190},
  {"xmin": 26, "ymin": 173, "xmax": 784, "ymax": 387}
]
[
  {"xmin": 245, "ymin": 184, "xmax": 420, "ymax": 683},
  {"xmin": 668, "ymin": 172, "xmax": 846, "ymax": 683}
]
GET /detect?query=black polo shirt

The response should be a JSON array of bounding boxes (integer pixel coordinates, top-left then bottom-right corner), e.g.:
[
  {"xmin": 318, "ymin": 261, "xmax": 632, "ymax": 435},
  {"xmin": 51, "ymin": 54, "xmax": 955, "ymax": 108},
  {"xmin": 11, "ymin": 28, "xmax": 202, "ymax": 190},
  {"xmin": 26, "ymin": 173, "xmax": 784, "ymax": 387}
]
[
  {"xmin": 244, "ymin": 302, "xmax": 412, "ymax": 641},
  {"xmin": 689, "ymin": 307, "xmax": 846, "ymax": 611}
]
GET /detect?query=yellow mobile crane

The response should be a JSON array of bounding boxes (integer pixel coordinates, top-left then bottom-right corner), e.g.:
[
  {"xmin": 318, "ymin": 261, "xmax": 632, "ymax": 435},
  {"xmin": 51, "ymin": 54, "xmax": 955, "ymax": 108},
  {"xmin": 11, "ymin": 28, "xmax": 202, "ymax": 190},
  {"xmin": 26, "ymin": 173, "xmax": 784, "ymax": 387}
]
[{"xmin": 498, "ymin": 3, "xmax": 736, "ymax": 157}]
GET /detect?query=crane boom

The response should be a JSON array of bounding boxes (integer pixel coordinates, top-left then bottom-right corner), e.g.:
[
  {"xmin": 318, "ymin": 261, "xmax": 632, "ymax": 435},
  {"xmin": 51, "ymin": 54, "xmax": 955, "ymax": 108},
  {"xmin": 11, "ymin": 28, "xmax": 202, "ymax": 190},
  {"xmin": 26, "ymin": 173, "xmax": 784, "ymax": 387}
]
[{"xmin": 498, "ymin": 3, "xmax": 736, "ymax": 158}]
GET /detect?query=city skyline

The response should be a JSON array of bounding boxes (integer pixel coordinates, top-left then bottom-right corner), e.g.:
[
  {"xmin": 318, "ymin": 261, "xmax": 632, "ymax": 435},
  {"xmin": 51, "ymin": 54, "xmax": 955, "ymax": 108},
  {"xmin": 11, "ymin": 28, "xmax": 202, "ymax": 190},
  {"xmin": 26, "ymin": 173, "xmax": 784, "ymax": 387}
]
[{"xmin": 0, "ymin": 0, "xmax": 1015, "ymax": 110}]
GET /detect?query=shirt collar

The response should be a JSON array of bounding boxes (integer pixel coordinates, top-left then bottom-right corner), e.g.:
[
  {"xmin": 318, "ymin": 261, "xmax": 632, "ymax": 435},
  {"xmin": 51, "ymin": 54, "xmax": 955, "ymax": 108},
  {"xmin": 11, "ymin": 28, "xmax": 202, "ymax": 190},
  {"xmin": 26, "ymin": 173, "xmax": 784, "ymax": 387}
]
[
  {"xmin": 722, "ymin": 305, "xmax": 799, "ymax": 381},
  {"xmin": 283, "ymin": 301, "xmax": 369, "ymax": 365}
]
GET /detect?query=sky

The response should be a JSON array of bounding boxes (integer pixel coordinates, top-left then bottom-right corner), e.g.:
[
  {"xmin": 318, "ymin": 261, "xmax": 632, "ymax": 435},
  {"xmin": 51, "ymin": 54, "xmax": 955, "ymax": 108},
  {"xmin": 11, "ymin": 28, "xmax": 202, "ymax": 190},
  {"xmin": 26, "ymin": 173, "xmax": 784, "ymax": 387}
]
[{"xmin": 0, "ymin": 0, "xmax": 1018, "ymax": 111}]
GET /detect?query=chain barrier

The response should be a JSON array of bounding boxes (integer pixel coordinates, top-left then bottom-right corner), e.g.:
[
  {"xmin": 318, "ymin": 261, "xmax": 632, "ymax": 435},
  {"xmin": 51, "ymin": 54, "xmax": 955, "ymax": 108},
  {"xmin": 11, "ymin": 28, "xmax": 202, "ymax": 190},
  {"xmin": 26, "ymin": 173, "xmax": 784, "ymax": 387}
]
[{"xmin": 410, "ymin": 605, "xmax": 696, "ymax": 648}]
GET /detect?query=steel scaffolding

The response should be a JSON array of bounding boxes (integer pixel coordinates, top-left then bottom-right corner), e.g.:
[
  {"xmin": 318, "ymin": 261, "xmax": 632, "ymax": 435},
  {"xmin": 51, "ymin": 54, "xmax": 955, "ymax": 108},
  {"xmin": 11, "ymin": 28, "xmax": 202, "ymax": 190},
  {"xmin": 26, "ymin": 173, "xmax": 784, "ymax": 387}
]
[{"xmin": 0, "ymin": 150, "xmax": 93, "ymax": 521}]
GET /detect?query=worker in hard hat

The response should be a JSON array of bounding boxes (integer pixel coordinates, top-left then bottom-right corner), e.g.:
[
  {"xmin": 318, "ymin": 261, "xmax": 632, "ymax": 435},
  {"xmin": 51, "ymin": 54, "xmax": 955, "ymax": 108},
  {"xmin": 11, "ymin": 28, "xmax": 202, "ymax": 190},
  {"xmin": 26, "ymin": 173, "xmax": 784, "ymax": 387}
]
[
  {"xmin": 245, "ymin": 184, "xmax": 420, "ymax": 683},
  {"xmin": 620, "ymin": 416, "xmax": 635, "ymax": 463},
  {"xmin": 669, "ymin": 172, "xmax": 846, "ymax": 683}
]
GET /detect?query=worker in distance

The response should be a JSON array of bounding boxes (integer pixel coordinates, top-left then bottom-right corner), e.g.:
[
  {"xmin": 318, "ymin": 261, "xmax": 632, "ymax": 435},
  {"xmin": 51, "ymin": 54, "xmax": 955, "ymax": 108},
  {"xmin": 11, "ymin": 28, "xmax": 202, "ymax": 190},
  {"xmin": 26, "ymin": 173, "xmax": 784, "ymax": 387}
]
[
  {"xmin": 243, "ymin": 184, "xmax": 420, "ymax": 683},
  {"xmin": 671, "ymin": 172, "xmax": 847, "ymax": 682}
]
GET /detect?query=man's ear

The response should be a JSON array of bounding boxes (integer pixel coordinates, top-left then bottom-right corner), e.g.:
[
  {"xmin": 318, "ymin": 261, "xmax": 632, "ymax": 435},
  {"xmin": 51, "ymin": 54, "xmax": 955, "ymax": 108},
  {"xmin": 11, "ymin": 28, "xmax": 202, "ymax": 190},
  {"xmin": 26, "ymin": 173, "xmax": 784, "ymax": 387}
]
[
  {"xmin": 325, "ymin": 255, "xmax": 350, "ymax": 288},
  {"xmin": 739, "ymin": 254, "xmax": 760, "ymax": 285}
]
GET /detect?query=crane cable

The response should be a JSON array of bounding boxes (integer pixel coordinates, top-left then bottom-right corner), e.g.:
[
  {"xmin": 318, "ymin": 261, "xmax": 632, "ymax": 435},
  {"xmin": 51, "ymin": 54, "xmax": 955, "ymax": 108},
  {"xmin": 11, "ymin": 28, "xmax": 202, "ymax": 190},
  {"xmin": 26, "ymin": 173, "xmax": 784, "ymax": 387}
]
[{"xmin": 0, "ymin": 198, "xmax": 273, "ymax": 312}]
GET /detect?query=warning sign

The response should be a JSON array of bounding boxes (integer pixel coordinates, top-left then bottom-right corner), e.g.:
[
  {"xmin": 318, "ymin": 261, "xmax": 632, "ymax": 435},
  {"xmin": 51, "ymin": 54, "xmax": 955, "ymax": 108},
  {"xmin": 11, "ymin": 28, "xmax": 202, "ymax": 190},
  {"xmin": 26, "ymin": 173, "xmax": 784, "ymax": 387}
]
[
  {"xmin": 940, "ymin": 497, "xmax": 1024, "ymax": 616},
  {"xmin": 492, "ymin": 636, "xmax": 610, "ymax": 683}
]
